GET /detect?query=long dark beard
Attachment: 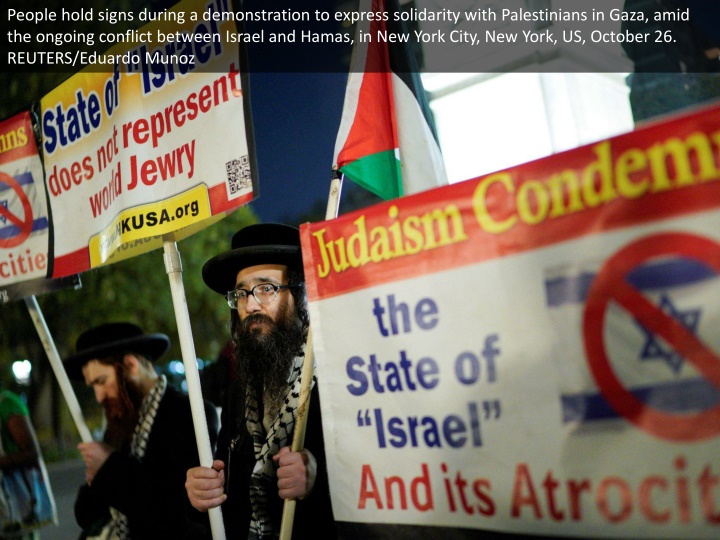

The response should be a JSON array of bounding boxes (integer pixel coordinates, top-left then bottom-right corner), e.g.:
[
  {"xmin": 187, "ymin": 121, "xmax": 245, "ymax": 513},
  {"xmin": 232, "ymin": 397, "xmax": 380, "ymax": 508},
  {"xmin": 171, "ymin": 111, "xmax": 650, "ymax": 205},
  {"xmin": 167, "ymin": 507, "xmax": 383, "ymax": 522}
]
[
  {"xmin": 102, "ymin": 365, "xmax": 144, "ymax": 451},
  {"xmin": 230, "ymin": 302, "xmax": 305, "ymax": 419}
]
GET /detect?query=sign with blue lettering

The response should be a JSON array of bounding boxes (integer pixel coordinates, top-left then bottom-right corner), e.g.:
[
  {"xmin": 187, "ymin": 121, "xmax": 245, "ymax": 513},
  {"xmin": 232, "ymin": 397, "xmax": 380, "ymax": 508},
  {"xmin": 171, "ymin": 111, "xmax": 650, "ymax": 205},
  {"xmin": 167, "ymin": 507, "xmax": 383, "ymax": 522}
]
[
  {"xmin": 300, "ymin": 103, "xmax": 720, "ymax": 538},
  {"xmin": 40, "ymin": 0, "xmax": 257, "ymax": 278}
]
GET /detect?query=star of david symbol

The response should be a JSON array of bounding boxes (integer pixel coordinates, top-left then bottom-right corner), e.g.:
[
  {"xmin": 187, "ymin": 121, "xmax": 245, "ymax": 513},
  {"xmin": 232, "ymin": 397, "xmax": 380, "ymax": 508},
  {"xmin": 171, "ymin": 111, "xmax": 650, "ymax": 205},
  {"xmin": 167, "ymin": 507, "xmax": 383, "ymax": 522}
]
[{"xmin": 637, "ymin": 293, "xmax": 701, "ymax": 373}]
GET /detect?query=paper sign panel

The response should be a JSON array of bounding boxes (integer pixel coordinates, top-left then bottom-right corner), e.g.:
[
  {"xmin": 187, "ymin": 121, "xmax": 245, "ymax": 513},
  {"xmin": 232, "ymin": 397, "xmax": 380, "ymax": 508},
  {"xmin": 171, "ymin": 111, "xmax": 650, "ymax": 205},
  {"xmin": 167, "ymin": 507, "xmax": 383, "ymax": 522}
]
[
  {"xmin": 40, "ymin": 0, "xmax": 256, "ymax": 278},
  {"xmin": 0, "ymin": 111, "xmax": 81, "ymax": 303},
  {"xmin": 300, "ymin": 103, "xmax": 720, "ymax": 538},
  {"xmin": 0, "ymin": 111, "xmax": 48, "ymax": 285}
]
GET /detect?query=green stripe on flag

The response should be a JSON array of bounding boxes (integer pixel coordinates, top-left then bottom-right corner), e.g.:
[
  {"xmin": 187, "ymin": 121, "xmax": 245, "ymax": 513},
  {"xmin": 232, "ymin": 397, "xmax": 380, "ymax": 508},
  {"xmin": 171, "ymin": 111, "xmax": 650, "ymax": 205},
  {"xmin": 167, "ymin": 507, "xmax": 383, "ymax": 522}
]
[{"xmin": 339, "ymin": 150, "xmax": 402, "ymax": 200}]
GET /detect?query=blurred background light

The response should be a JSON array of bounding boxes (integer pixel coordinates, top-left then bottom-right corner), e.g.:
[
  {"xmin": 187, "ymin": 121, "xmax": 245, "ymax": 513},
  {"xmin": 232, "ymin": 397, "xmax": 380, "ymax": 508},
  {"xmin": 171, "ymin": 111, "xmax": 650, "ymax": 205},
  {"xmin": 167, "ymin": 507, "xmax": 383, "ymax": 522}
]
[{"xmin": 12, "ymin": 360, "xmax": 32, "ymax": 386}]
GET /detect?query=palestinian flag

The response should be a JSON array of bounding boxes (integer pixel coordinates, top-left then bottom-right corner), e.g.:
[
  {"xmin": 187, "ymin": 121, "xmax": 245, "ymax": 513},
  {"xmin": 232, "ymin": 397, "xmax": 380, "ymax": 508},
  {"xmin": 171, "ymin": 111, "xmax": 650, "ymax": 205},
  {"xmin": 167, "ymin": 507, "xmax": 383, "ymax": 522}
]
[{"xmin": 332, "ymin": 0, "xmax": 448, "ymax": 200}]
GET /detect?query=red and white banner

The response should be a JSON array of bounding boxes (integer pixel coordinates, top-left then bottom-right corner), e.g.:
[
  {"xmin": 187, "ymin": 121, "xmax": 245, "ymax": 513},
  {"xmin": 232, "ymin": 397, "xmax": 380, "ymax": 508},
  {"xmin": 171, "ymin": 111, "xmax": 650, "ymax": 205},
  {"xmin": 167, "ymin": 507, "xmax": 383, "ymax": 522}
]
[
  {"xmin": 301, "ymin": 102, "xmax": 720, "ymax": 538},
  {"xmin": 0, "ymin": 111, "xmax": 79, "ymax": 302},
  {"xmin": 0, "ymin": 112, "xmax": 48, "ymax": 287},
  {"xmin": 40, "ymin": 0, "xmax": 255, "ymax": 278}
]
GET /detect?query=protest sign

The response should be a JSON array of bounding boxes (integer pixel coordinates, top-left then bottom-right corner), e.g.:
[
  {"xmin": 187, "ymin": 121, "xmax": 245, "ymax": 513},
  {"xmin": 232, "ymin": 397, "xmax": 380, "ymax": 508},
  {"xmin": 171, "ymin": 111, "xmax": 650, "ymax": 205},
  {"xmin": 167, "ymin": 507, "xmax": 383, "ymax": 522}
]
[
  {"xmin": 0, "ymin": 110, "xmax": 80, "ymax": 303},
  {"xmin": 39, "ymin": 0, "xmax": 256, "ymax": 278},
  {"xmin": 0, "ymin": 109, "xmax": 90, "ymax": 442},
  {"xmin": 1, "ymin": 110, "xmax": 51, "ymax": 287},
  {"xmin": 300, "ymin": 102, "xmax": 720, "ymax": 538}
]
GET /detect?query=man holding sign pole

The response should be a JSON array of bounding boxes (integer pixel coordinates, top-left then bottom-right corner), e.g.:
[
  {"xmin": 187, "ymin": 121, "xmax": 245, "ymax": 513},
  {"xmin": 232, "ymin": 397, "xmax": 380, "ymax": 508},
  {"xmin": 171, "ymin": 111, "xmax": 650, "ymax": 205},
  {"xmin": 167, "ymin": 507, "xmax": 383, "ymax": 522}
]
[
  {"xmin": 63, "ymin": 322, "xmax": 219, "ymax": 540},
  {"xmin": 185, "ymin": 224, "xmax": 336, "ymax": 539}
]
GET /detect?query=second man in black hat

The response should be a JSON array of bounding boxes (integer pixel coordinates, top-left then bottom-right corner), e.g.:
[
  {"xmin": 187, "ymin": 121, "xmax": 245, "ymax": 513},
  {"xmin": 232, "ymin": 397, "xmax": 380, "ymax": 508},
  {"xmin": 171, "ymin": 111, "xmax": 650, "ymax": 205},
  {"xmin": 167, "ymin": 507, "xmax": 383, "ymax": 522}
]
[{"xmin": 65, "ymin": 322, "xmax": 219, "ymax": 540}]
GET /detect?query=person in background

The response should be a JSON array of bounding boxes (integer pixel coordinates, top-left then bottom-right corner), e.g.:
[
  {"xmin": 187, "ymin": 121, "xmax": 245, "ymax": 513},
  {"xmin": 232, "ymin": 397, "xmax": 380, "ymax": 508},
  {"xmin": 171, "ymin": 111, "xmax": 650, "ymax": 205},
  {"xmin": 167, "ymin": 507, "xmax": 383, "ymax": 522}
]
[
  {"xmin": 63, "ymin": 322, "xmax": 218, "ymax": 540},
  {"xmin": 185, "ymin": 223, "xmax": 337, "ymax": 539},
  {"xmin": 0, "ymin": 386, "xmax": 55, "ymax": 540},
  {"xmin": 199, "ymin": 341, "xmax": 237, "ymax": 410}
]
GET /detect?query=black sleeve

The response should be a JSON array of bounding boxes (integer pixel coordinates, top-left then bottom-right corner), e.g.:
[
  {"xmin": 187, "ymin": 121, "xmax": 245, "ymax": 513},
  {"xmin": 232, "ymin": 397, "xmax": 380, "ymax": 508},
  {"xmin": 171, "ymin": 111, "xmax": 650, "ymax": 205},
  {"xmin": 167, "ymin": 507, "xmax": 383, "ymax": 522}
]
[{"xmin": 74, "ymin": 482, "xmax": 111, "ymax": 532}]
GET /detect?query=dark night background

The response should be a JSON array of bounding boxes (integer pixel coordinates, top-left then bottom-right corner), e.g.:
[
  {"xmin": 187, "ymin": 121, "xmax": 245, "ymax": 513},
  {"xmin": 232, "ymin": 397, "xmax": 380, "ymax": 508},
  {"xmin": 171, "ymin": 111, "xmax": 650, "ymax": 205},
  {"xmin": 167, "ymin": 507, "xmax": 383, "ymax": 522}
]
[
  {"xmin": 242, "ymin": 71, "xmax": 373, "ymax": 225},
  {"xmin": 231, "ymin": 0, "xmax": 383, "ymax": 226}
]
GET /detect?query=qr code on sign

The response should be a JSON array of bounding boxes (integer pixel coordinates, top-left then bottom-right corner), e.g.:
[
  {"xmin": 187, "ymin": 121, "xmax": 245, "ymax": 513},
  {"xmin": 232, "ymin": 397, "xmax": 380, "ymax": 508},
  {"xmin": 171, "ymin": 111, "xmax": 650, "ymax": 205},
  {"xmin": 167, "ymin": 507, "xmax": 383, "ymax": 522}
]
[{"xmin": 225, "ymin": 155, "xmax": 252, "ymax": 195}]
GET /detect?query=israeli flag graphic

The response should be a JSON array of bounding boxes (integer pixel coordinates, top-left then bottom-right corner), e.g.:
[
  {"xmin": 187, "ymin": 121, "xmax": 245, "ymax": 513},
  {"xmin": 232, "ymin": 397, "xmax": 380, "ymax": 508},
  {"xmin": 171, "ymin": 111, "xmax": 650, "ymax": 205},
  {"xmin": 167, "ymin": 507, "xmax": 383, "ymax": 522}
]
[
  {"xmin": 0, "ymin": 171, "xmax": 49, "ymax": 243},
  {"xmin": 545, "ymin": 256, "xmax": 720, "ymax": 425}
]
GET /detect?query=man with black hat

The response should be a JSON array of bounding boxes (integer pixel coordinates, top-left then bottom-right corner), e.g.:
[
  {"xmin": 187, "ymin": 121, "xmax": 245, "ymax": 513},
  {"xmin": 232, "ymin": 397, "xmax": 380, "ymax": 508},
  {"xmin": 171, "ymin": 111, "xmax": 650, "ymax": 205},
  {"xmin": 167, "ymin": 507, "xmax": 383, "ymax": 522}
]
[
  {"xmin": 185, "ymin": 223, "xmax": 337, "ymax": 539},
  {"xmin": 64, "ymin": 322, "xmax": 219, "ymax": 540}
]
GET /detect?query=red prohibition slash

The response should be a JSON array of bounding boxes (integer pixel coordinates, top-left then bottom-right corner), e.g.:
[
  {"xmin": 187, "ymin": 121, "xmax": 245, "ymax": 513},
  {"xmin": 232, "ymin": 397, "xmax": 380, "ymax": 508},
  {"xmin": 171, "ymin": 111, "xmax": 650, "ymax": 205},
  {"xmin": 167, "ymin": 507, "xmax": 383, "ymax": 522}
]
[
  {"xmin": 0, "ymin": 172, "xmax": 34, "ymax": 248},
  {"xmin": 583, "ymin": 232, "xmax": 720, "ymax": 442}
]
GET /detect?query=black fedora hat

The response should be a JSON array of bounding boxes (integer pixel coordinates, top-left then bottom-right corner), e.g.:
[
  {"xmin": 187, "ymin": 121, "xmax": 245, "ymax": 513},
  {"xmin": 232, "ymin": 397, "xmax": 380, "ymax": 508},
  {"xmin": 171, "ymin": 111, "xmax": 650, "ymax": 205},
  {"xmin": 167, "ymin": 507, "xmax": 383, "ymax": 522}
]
[
  {"xmin": 202, "ymin": 223, "xmax": 302, "ymax": 295},
  {"xmin": 64, "ymin": 322, "xmax": 170, "ymax": 380}
]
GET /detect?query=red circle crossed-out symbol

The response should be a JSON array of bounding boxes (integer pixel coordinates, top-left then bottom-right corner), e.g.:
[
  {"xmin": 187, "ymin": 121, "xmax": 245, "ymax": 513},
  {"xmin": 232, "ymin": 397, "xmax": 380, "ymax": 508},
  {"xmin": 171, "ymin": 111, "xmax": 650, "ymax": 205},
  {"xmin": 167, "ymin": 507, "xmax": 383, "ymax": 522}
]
[
  {"xmin": 583, "ymin": 232, "xmax": 720, "ymax": 442},
  {"xmin": 0, "ymin": 172, "xmax": 34, "ymax": 248}
]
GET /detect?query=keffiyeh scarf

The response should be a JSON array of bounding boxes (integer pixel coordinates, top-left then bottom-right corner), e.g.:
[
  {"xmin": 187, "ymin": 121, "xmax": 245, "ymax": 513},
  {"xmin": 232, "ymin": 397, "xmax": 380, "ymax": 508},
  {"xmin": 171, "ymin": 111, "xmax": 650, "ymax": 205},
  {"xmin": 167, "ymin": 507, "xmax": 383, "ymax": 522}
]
[{"xmin": 247, "ymin": 355, "xmax": 315, "ymax": 540}]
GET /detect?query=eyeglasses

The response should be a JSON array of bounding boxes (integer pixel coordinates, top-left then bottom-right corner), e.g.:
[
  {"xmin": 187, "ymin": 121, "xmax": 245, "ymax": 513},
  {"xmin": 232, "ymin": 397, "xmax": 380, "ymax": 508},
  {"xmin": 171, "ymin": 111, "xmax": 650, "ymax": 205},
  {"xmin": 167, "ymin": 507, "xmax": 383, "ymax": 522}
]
[{"xmin": 225, "ymin": 283, "xmax": 300, "ymax": 309}]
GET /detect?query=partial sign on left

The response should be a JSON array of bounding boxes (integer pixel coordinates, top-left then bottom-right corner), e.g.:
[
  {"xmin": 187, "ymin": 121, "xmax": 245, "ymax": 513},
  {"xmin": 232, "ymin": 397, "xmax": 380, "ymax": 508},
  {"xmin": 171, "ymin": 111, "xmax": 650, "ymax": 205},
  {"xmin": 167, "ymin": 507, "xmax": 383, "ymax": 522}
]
[{"xmin": 0, "ymin": 111, "xmax": 80, "ymax": 304}]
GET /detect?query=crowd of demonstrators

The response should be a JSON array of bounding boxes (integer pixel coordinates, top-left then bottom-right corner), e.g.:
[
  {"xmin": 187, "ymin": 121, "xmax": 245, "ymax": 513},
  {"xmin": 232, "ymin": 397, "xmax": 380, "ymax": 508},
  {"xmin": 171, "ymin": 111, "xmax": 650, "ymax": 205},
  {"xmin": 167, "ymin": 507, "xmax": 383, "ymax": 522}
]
[
  {"xmin": 185, "ymin": 223, "xmax": 337, "ymax": 539},
  {"xmin": 62, "ymin": 323, "xmax": 219, "ymax": 540},
  {"xmin": 9, "ymin": 223, "xmax": 337, "ymax": 540}
]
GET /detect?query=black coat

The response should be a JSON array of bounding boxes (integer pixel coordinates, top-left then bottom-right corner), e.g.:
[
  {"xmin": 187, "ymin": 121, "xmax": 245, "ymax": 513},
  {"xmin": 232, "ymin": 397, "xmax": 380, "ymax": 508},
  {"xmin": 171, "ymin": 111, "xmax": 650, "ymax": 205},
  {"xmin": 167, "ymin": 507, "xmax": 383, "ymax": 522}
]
[
  {"xmin": 215, "ymin": 383, "xmax": 337, "ymax": 539},
  {"xmin": 75, "ymin": 386, "xmax": 219, "ymax": 540}
]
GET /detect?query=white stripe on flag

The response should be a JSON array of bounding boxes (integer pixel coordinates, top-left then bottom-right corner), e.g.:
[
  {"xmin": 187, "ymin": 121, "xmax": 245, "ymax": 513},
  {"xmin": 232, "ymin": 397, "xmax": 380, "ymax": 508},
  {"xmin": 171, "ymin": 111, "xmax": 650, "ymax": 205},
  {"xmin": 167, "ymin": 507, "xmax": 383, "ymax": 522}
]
[{"xmin": 393, "ymin": 72, "xmax": 448, "ymax": 195}]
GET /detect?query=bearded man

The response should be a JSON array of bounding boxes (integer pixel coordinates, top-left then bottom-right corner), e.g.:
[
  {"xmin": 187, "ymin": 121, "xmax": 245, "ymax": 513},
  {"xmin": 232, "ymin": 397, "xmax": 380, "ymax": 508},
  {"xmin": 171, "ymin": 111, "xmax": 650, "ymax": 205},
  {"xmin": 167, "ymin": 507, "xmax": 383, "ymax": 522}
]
[
  {"xmin": 185, "ymin": 223, "xmax": 337, "ymax": 539},
  {"xmin": 64, "ymin": 322, "xmax": 218, "ymax": 540}
]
